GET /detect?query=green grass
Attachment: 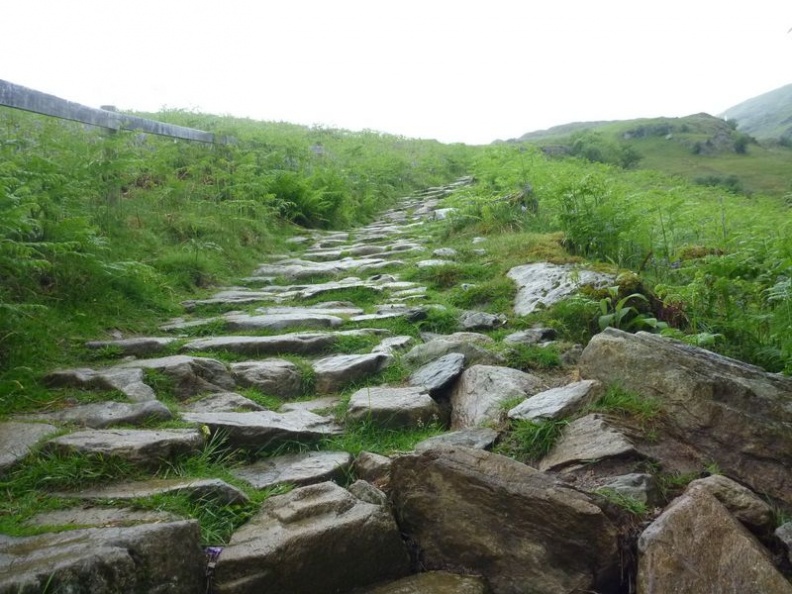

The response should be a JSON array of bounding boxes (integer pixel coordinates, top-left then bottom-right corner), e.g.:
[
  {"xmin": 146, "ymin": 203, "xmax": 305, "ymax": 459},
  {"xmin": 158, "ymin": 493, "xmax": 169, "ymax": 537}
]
[
  {"xmin": 594, "ymin": 488, "xmax": 649, "ymax": 517},
  {"xmin": 494, "ymin": 418, "xmax": 568, "ymax": 462},
  {"xmin": 585, "ymin": 384, "xmax": 662, "ymax": 424},
  {"xmin": 321, "ymin": 418, "xmax": 445, "ymax": 456},
  {"xmin": 502, "ymin": 343, "xmax": 562, "ymax": 371}
]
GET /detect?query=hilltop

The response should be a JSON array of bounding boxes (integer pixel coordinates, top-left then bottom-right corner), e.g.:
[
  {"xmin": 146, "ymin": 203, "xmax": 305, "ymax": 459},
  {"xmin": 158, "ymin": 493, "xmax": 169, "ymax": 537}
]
[{"xmin": 721, "ymin": 82, "xmax": 792, "ymax": 141}]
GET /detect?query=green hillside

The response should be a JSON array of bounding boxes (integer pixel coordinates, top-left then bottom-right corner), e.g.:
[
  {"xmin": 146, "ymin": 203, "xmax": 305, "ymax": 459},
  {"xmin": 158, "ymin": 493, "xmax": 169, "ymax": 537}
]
[{"xmin": 720, "ymin": 83, "xmax": 792, "ymax": 141}]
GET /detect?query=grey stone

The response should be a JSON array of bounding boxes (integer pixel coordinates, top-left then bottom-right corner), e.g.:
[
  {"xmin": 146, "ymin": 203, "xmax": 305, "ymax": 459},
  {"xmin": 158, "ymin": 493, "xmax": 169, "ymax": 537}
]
[
  {"xmin": 84, "ymin": 337, "xmax": 177, "ymax": 357},
  {"xmin": 503, "ymin": 327, "xmax": 558, "ymax": 345},
  {"xmin": 43, "ymin": 367, "xmax": 156, "ymax": 402},
  {"xmin": 26, "ymin": 507, "xmax": 179, "ymax": 529},
  {"xmin": 254, "ymin": 303, "xmax": 364, "ymax": 316},
  {"xmin": 409, "ymin": 352, "xmax": 466, "ymax": 397},
  {"xmin": 599, "ymin": 473, "xmax": 658, "ymax": 505},
  {"xmin": 416, "ymin": 259, "xmax": 452, "ymax": 268},
  {"xmin": 17, "ymin": 400, "xmax": 172, "ymax": 429},
  {"xmin": 64, "ymin": 477, "xmax": 249, "ymax": 505},
  {"xmin": 637, "ymin": 489, "xmax": 792, "ymax": 594},
  {"xmin": 353, "ymin": 451, "xmax": 392, "ymax": 484},
  {"xmin": 373, "ymin": 335, "xmax": 415, "ymax": 356},
  {"xmin": 279, "ymin": 396, "xmax": 341, "ymax": 414},
  {"xmin": 404, "ymin": 337, "xmax": 502, "ymax": 368},
  {"xmin": 232, "ymin": 451, "xmax": 352, "ymax": 489},
  {"xmin": 539, "ymin": 414, "xmax": 638, "ymax": 472},
  {"xmin": 472, "ymin": 236, "xmax": 486, "ymax": 244},
  {"xmin": 180, "ymin": 409, "xmax": 342, "ymax": 450},
  {"xmin": 432, "ymin": 248, "xmax": 458, "ymax": 258},
  {"xmin": 415, "ymin": 427, "xmax": 499, "ymax": 453},
  {"xmin": 686, "ymin": 474, "xmax": 775, "ymax": 534},
  {"xmin": 458, "ymin": 310, "xmax": 506, "ymax": 331},
  {"xmin": 450, "ymin": 365, "xmax": 543, "ymax": 429},
  {"xmin": 433, "ymin": 208, "xmax": 457, "ymax": 220},
  {"xmin": 0, "ymin": 520, "xmax": 204, "ymax": 594},
  {"xmin": 347, "ymin": 386, "xmax": 444, "ymax": 429},
  {"xmin": 213, "ymin": 482, "xmax": 410, "ymax": 594},
  {"xmin": 223, "ymin": 312, "xmax": 343, "ymax": 331},
  {"xmin": 508, "ymin": 380, "xmax": 602, "ymax": 421},
  {"xmin": 313, "ymin": 353, "xmax": 392, "ymax": 394},
  {"xmin": 181, "ymin": 329, "xmax": 387, "ymax": 357},
  {"xmin": 182, "ymin": 391, "xmax": 265, "ymax": 413},
  {"xmin": 0, "ymin": 422, "xmax": 58, "ymax": 472},
  {"xmin": 391, "ymin": 447, "xmax": 619, "ymax": 594},
  {"xmin": 776, "ymin": 522, "xmax": 792, "ymax": 564},
  {"xmin": 347, "ymin": 480, "xmax": 388, "ymax": 506},
  {"xmin": 507, "ymin": 262, "xmax": 614, "ymax": 315},
  {"xmin": 361, "ymin": 571, "xmax": 489, "ymax": 594},
  {"xmin": 230, "ymin": 359, "xmax": 302, "ymax": 398},
  {"xmin": 44, "ymin": 428, "xmax": 204, "ymax": 467},
  {"xmin": 114, "ymin": 355, "xmax": 235, "ymax": 399},
  {"xmin": 579, "ymin": 328, "xmax": 792, "ymax": 505}
]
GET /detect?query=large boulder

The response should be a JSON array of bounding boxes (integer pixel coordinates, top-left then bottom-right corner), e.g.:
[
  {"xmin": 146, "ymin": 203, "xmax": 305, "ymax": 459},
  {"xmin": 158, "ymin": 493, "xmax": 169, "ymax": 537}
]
[
  {"xmin": 390, "ymin": 447, "xmax": 619, "ymax": 594},
  {"xmin": 579, "ymin": 329, "xmax": 792, "ymax": 505},
  {"xmin": 0, "ymin": 520, "xmax": 204, "ymax": 593},
  {"xmin": 213, "ymin": 481, "xmax": 410, "ymax": 594},
  {"xmin": 637, "ymin": 489, "xmax": 792, "ymax": 593}
]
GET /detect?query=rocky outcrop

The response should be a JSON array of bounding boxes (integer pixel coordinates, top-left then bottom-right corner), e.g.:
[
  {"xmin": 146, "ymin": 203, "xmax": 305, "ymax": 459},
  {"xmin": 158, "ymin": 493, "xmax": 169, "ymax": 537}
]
[
  {"xmin": 507, "ymin": 262, "xmax": 613, "ymax": 315},
  {"xmin": 390, "ymin": 447, "xmax": 619, "ymax": 594}
]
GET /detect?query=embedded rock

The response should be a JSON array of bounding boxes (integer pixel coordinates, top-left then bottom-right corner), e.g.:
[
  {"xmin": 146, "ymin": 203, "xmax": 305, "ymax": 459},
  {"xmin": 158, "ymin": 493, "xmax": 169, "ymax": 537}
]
[
  {"xmin": 313, "ymin": 353, "xmax": 392, "ymax": 394},
  {"xmin": 686, "ymin": 474, "xmax": 775, "ymax": 535},
  {"xmin": 26, "ymin": 507, "xmax": 179, "ymax": 529},
  {"xmin": 347, "ymin": 480, "xmax": 388, "ymax": 506},
  {"xmin": 230, "ymin": 359, "xmax": 302, "ymax": 398},
  {"xmin": 404, "ymin": 336, "xmax": 502, "ymax": 368},
  {"xmin": 637, "ymin": 489, "xmax": 792, "ymax": 593},
  {"xmin": 0, "ymin": 520, "xmax": 204, "ymax": 594},
  {"xmin": 223, "ymin": 312, "xmax": 343, "ymax": 331},
  {"xmin": 503, "ymin": 327, "xmax": 557, "ymax": 345},
  {"xmin": 777, "ymin": 523, "xmax": 792, "ymax": 564},
  {"xmin": 372, "ymin": 335, "xmax": 415, "ymax": 355},
  {"xmin": 181, "ymin": 329, "xmax": 386, "ymax": 357},
  {"xmin": 353, "ymin": 451, "xmax": 392, "ymax": 485},
  {"xmin": 579, "ymin": 328, "xmax": 792, "ymax": 505},
  {"xmin": 84, "ymin": 336, "xmax": 177, "ymax": 357},
  {"xmin": 458, "ymin": 310, "xmax": 506, "ymax": 331},
  {"xmin": 43, "ymin": 367, "xmax": 155, "ymax": 402},
  {"xmin": 539, "ymin": 414, "xmax": 638, "ymax": 471},
  {"xmin": 599, "ymin": 473, "xmax": 658, "ymax": 506},
  {"xmin": 114, "ymin": 355, "xmax": 235, "ymax": 399},
  {"xmin": 182, "ymin": 392, "xmax": 265, "ymax": 413},
  {"xmin": 0, "ymin": 422, "xmax": 58, "ymax": 472},
  {"xmin": 17, "ymin": 400, "xmax": 172, "ymax": 429},
  {"xmin": 508, "ymin": 380, "xmax": 601, "ymax": 421},
  {"xmin": 415, "ymin": 427, "xmax": 498, "ymax": 453},
  {"xmin": 507, "ymin": 262, "xmax": 614, "ymax": 315},
  {"xmin": 391, "ymin": 447, "xmax": 619, "ymax": 594},
  {"xmin": 232, "ymin": 451, "xmax": 352, "ymax": 490},
  {"xmin": 408, "ymin": 352, "xmax": 466, "ymax": 397},
  {"xmin": 213, "ymin": 481, "xmax": 410, "ymax": 594},
  {"xmin": 347, "ymin": 386, "xmax": 445, "ymax": 429},
  {"xmin": 450, "ymin": 365, "xmax": 543, "ymax": 429},
  {"xmin": 279, "ymin": 396, "xmax": 341, "ymax": 414},
  {"xmin": 65, "ymin": 478, "xmax": 249, "ymax": 505}
]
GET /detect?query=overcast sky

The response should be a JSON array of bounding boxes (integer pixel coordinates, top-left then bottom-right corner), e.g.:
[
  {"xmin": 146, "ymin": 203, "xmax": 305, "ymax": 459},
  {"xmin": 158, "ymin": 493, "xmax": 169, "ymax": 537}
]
[{"xmin": 3, "ymin": 1, "xmax": 791, "ymax": 144}]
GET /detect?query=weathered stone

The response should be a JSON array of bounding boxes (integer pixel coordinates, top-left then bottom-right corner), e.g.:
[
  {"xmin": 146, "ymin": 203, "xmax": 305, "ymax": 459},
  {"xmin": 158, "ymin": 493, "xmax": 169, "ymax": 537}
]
[
  {"xmin": 115, "ymin": 355, "xmax": 235, "ymax": 399},
  {"xmin": 43, "ymin": 367, "xmax": 155, "ymax": 402},
  {"xmin": 404, "ymin": 337, "xmax": 502, "ymax": 368},
  {"xmin": 599, "ymin": 473, "xmax": 658, "ymax": 506},
  {"xmin": 230, "ymin": 359, "xmax": 302, "ymax": 398},
  {"xmin": 84, "ymin": 337, "xmax": 177, "ymax": 357},
  {"xmin": 180, "ymin": 409, "xmax": 342, "ymax": 449},
  {"xmin": 182, "ymin": 329, "xmax": 386, "ymax": 357},
  {"xmin": 503, "ymin": 327, "xmax": 557, "ymax": 345},
  {"xmin": 232, "ymin": 451, "xmax": 352, "ymax": 490},
  {"xmin": 373, "ymin": 335, "xmax": 415, "ymax": 356},
  {"xmin": 686, "ymin": 474, "xmax": 775, "ymax": 534},
  {"xmin": 409, "ymin": 352, "xmax": 466, "ymax": 397},
  {"xmin": 279, "ymin": 396, "xmax": 341, "ymax": 414},
  {"xmin": 17, "ymin": 400, "xmax": 172, "ymax": 429},
  {"xmin": 450, "ymin": 365, "xmax": 543, "ymax": 429},
  {"xmin": 507, "ymin": 262, "xmax": 614, "ymax": 315},
  {"xmin": 347, "ymin": 480, "xmax": 388, "ymax": 506},
  {"xmin": 776, "ymin": 522, "xmax": 792, "ymax": 564},
  {"xmin": 458, "ymin": 310, "xmax": 506, "ymax": 331},
  {"xmin": 539, "ymin": 414, "xmax": 638, "ymax": 471},
  {"xmin": 432, "ymin": 247, "xmax": 458, "ymax": 258},
  {"xmin": 416, "ymin": 259, "xmax": 452, "ymax": 268},
  {"xmin": 0, "ymin": 422, "xmax": 58, "ymax": 472},
  {"xmin": 415, "ymin": 427, "xmax": 498, "ymax": 453},
  {"xmin": 0, "ymin": 520, "xmax": 204, "ymax": 594},
  {"xmin": 579, "ymin": 328, "xmax": 792, "ymax": 505},
  {"xmin": 26, "ymin": 507, "xmax": 179, "ymax": 529},
  {"xmin": 433, "ymin": 208, "xmax": 457, "ymax": 220},
  {"xmin": 353, "ymin": 451, "xmax": 392, "ymax": 484},
  {"xmin": 508, "ymin": 380, "xmax": 601, "ymax": 421},
  {"xmin": 64, "ymin": 478, "xmax": 249, "ymax": 505},
  {"xmin": 213, "ymin": 482, "xmax": 410, "ymax": 594},
  {"xmin": 637, "ymin": 489, "xmax": 792, "ymax": 594},
  {"xmin": 45, "ymin": 428, "xmax": 204, "ymax": 467},
  {"xmin": 391, "ymin": 447, "xmax": 619, "ymax": 594},
  {"xmin": 182, "ymin": 392, "xmax": 265, "ymax": 413},
  {"xmin": 254, "ymin": 303, "xmax": 364, "ymax": 316},
  {"xmin": 347, "ymin": 386, "xmax": 445, "ymax": 429},
  {"xmin": 361, "ymin": 571, "xmax": 489, "ymax": 594},
  {"xmin": 224, "ymin": 312, "xmax": 343, "ymax": 331},
  {"xmin": 313, "ymin": 353, "xmax": 392, "ymax": 394}
]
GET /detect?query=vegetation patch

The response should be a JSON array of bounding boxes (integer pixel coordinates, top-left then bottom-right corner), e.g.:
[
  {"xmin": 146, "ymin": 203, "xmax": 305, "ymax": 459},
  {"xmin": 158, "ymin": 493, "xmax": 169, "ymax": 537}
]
[
  {"xmin": 585, "ymin": 384, "xmax": 662, "ymax": 424},
  {"xmin": 495, "ymin": 418, "xmax": 568, "ymax": 462}
]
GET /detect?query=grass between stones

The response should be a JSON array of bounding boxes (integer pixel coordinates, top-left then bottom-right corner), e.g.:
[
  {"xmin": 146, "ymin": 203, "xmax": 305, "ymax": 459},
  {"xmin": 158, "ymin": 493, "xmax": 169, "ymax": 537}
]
[
  {"xmin": 493, "ymin": 418, "xmax": 569, "ymax": 463},
  {"xmin": 321, "ymin": 418, "xmax": 445, "ymax": 456}
]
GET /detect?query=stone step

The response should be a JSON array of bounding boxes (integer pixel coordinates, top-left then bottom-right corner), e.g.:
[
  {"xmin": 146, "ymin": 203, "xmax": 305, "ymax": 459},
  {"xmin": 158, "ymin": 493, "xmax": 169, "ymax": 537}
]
[{"xmin": 232, "ymin": 451, "xmax": 352, "ymax": 490}]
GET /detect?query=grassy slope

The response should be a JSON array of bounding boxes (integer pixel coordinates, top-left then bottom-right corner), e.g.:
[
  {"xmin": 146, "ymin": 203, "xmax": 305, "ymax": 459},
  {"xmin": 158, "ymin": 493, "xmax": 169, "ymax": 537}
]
[{"xmin": 720, "ymin": 82, "xmax": 792, "ymax": 140}]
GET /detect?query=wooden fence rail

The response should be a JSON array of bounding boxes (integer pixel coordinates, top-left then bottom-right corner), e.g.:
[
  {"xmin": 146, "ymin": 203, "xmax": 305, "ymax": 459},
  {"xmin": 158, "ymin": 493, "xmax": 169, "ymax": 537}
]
[{"xmin": 0, "ymin": 79, "xmax": 231, "ymax": 144}]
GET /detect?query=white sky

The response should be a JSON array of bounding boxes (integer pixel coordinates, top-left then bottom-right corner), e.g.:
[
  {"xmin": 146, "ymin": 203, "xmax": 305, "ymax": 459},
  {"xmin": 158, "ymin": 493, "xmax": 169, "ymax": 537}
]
[{"xmin": 2, "ymin": 1, "xmax": 791, "ymax": 145}]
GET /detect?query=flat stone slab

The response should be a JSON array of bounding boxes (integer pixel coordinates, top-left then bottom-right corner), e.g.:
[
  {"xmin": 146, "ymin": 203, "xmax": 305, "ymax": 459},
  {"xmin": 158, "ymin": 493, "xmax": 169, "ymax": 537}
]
[
  {"xmin": 347, "ymin": 386, "xmax": 444, "ymax": 429},
  {"xmin": 232, "ymin": 451, "xmax": 353, "ymax": 489},
  {"xmin": 0, "ymin": 422, "xmax": 58, "ymax": 472},
  {"xmin": 26, "ymin": 507, "xmax": 179, "ymax": 529},
  {"xmin": 43, "ymin": 367, "xmax": 156, "ymax": 402},
  {"xmin": 313, "ymin": 353, "xmax": 392, "ymax": 393},
  {"xmin": 84, "ymin": 337, "xmax": 177, "ymax": 357},
  {"xmin": 362, "ymin": 571, "xmax": 489, "ymax": 594},
  {"xmin": 45, "ymin": 428, "xmax": 204, "ymax": 467},
  {"xmin": 15, "ymin": 400, "xmax": 173, "ymax": 429},
  {"xmin": 223, "ymin": 312, "xmax": 344, "ymax": 331},
  {"xmin": 280, "ymin": 396, "xmax": 341, "ymax": 414},
  {"xmin": 180, "ymin": 409, "xmax": 342, "ymax": 449},
  {"xmin": 182, "ymin": 392, "xmax": 266, "ymax": 413},
  {"xmin": 181, "ymin": 329, "xmax": 387, "ymax": 357},
  {"xmin": 415, "ymin": 427, "xmax": 499, "ymax": 453},
  {"xmin": 508, "ymin": 380, "xmax": 602, "ymax": 421},
  {"xmin": 230, "ymin": 359, "xmax": 302, "ymax": 398},
  {"xmin": 409, "ymin": 352, "xmax": 466, "ymax": 397},
  {"xmin": 458, "ymin": 310, "xmax": 506, "ymax": 331},
  {"xmin": 64, "ymin": 477, "xmax": 249, "ymax": 505},
  {"xmin": 254, "ymin": 304, "xmax": 365, "ymax": 316},
  {"xmin": 507, "ymin": 262, "xmax": 614, "ymax": 316},
  {"xmin": 416, "ymin": 259, "xmax": 452, "ymax": 268},
  {"xmin": 373, "ymin": 335, "xmax": 415, "ymax": 356},
  {"xmin": 113, "ymin": 354, "xmax": 235, "ymax": 398},
  {"xmin": 503, "ymin": 327, "xmax": 557, "ymax": 345},
  {"xmin": 539, "ymin": 414, "xmax": 638, "ymax": 471},
  {"xmin": 404, "ymin": 334, "xmax": 502, "ymax": 368}
]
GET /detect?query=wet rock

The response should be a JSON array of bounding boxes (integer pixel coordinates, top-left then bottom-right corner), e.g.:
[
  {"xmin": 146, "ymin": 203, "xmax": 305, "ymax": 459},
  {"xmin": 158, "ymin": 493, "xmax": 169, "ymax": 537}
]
[
  {"xmin": 64, "ymin": 477, "xmax": 249, "ymax": 505},
  {"xmin": 43, "ymin": 367, "xmax": 156, "ymax": 402},
  {"xmin": 391, "ymin": 447, "xmax": 619, "ymax": 594},
  {"xmin": 84, "ymin": 337, "xmax": 177, "ymax": 357},
  {"xmin": 637, "ymin": 489, "xmax": 792, "ymax": 593},
  {"xmin": 232, "ymin": 451, "xmax": 352, "ymax": 490},
  {"xmin": 508, "ymin": 380, "xmax": 601, "ymax": 421},
  {"xmin": 415, "ymin": 427, "xmax": 498, "ymax": 453},
  {"xmin": 313, "ymin": 353, "xmax": 392, "ymax": 394},
  {"xmin": 213, "ymin": 482, "xmax": 410, "ymax": 594},
  {"xmin": 450, "ymin": 365, "xmax": 543, "ymax": 429},
  {"xmin": 361, "ymin": 571, "xmax": 489, "ymax": 594},
  {"xmin": 230, "ymin": 359, "xmax": 302, "ymax": 398},
  {"xmin": 539, "ymin": 414, "xmax": 638, "ymax": 472},
  {"xmin": 507, "ymin": 262, "xmax": 614, "ymax": 315},
  {"xmin": 408, "ymin": 352, "xmax": 466, "ymax": 397},
  {"xmin": 17, "ymin": 400, "xmax": 172, "ymax": 429},
  {"xmin": 114, "ymin": 355, "xmax": 235, "ymax": 399},
  {"xmin": 0, "ymin": 422, "xmax": 58, "ymax": 472},
  {"xmin": 347, "ymin": 386, "xmax": 444, "ymax": 429},
  {"xmin": 0, "ymin": 520, "xmax": 204, "ymax": 594},
  {"xmin": 45, "ymin": 428, "xmax": 204, "ymax": 468}
]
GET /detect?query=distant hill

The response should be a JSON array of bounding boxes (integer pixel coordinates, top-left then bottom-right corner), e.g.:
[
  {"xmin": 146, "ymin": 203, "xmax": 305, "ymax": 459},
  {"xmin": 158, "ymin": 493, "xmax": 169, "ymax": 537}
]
[{"xmin": 720, "ymin": 83, "xmax": 792, "ymax": 141}]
